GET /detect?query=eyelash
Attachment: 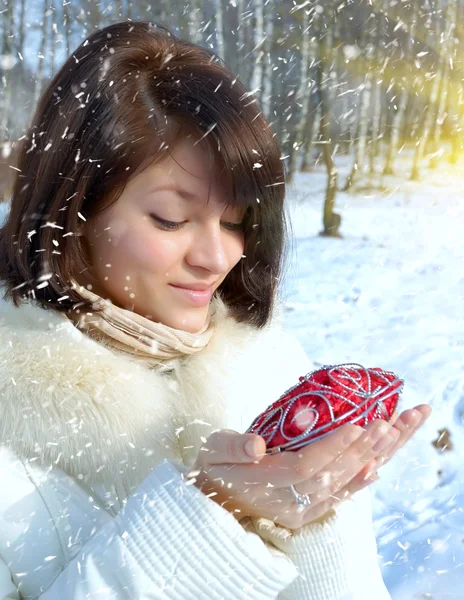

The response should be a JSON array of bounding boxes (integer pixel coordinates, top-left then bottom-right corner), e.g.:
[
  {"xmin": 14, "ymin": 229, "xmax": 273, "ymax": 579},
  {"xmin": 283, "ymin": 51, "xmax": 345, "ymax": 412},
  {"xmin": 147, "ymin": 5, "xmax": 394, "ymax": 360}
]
[{"xmin": 150, "ymin": 215, "xmax": 244, "ymax": 233}]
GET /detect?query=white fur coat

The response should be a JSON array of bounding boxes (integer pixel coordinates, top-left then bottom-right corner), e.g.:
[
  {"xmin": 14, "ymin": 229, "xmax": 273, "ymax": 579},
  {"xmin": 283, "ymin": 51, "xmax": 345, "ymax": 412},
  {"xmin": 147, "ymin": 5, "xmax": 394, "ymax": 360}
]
[
  {"xmin": 0, "ymin": 293, "xmax": 393, "ymax": 600},
  {"xmin": 0, "ymin": 293, "xmax": 311, "ymax": 497}
]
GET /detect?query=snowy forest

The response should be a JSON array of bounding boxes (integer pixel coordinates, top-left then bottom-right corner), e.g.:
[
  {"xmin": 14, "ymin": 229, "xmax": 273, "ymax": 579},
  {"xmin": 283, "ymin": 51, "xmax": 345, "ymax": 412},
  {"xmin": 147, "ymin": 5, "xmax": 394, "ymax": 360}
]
[
  {"xmin": 0, "ymin": 1, "xmax": 464, "ymax": 223},
  {"xmin": 0, "ymin": 1, "xmax": 463, "ymax": 598}
]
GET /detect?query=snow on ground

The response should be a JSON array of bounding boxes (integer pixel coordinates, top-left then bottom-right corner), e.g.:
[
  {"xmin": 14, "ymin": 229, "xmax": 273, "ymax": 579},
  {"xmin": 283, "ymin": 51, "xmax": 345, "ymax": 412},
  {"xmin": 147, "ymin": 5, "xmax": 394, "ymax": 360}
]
[
  {"xmin": 1, "ymin": 155, "xmax": 462, "ymax": 598},
  {"xmin": 283, "ymin": 156, "xmax": 464, "ymax": 600}
]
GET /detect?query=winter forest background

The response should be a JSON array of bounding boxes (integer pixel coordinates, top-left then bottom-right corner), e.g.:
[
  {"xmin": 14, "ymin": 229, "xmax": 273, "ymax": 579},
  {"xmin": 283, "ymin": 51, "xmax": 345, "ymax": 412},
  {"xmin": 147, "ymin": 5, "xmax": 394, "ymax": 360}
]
[{"xmin": 0, "ymin": 1, "xmax": 463, "ymax": 599}]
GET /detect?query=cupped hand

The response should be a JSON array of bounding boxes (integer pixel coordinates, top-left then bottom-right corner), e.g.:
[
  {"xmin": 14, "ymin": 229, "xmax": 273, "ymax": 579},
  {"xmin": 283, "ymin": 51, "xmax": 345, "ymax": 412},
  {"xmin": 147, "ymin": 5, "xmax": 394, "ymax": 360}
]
[
  {"xmin": 359, "ymin": 404, "xmax": 432, "ymax": 473},
  {"xmin": 186, "ymin": 408, "xmax": 430, "ymax": 530}
]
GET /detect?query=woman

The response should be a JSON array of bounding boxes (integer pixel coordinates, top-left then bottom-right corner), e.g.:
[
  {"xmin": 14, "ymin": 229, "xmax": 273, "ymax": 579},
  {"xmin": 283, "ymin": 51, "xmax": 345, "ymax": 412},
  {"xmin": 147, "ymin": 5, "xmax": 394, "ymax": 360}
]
[{"xmin": 0, "ymin": 21, "xmax": 430, "ymax": 599}]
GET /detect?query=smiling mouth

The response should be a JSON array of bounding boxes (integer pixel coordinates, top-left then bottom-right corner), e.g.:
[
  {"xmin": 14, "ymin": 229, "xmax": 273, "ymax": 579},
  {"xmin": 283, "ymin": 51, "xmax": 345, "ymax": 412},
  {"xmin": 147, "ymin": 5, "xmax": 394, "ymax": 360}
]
[
  {"xmin": 168, "ymin": 284, "xmax": 214, "ymax": 307},
  {"xmin": 169, "ymin": 283, "xmax": 217, "ymax": 292}
]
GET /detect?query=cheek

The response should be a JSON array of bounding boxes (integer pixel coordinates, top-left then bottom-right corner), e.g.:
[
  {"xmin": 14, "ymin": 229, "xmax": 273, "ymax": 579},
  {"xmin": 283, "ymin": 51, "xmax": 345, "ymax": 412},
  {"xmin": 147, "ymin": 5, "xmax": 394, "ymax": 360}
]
[
  {"xmin": 123, "ymin": 233, "xmax": 181, "ymax": 273},
  {"xmin": 227, "ymin": 235, "xmax": 245, "ymax": 270}
]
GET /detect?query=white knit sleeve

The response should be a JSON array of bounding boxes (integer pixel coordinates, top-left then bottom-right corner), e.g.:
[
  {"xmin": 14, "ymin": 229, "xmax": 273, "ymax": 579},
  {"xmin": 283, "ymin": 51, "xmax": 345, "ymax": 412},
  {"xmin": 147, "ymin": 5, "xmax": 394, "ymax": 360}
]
[
  {"xmin": 249, "ymin": 488, "xmax": 391, "ymax": 600},
  {"xmin": 34, "ymin": 460, "xmax": 298, "ymax": 600}
]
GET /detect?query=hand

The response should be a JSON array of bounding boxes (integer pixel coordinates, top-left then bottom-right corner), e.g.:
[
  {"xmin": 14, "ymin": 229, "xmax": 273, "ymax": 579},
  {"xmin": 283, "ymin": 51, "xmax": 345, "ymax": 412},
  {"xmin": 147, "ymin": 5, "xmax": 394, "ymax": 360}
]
[
  {"xmin": 290, "ymin": 404, "xmax": 433, "ymax": 513},
  {"xmin": 186, "ymin": 419, "xmax": 405, "ymax": 530},
  {"xmin": 359, "ymin": 404, "xmax": 432, "ymax": 474}
]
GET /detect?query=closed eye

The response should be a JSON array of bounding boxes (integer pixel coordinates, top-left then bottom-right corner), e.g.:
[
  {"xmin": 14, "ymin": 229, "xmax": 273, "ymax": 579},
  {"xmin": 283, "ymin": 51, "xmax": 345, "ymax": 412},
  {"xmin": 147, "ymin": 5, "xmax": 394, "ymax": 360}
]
[
  {"xmin": 150, "ymin": 215, "xmax": 184, "ymax": 231},
  {"xmin": 150, "ymin": 215, "xmax": 244, "ymax": 232},
  {"xmin": 221, "ymin": 221, "xmax": 245, "ymax": 232}
]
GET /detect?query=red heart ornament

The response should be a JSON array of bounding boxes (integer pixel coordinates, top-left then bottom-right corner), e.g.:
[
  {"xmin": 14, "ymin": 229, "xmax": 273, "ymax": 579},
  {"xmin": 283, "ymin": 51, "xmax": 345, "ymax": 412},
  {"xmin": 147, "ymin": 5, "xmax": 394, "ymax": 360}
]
[{"xmin": 246, "ymin": 363, "xmax": 404, "ymax": 453}]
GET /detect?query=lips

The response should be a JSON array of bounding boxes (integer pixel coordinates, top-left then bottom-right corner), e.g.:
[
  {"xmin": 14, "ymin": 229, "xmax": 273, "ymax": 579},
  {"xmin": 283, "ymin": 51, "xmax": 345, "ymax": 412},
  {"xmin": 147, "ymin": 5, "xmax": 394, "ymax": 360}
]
[
  {"xmin": 170, "ymin": 283, "xmax": 215, "ymax": 292},
  {"xmin": 168, "ymin": 283, "xmax": 215, "ymax": 307}
]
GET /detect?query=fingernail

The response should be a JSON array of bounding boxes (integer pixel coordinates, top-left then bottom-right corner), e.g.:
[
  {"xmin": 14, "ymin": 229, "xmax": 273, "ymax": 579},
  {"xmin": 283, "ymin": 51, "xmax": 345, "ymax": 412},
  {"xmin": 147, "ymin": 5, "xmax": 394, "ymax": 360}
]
[{"xmin": 245, "ymin": 440, "xmax": 259, "ymax": 457}]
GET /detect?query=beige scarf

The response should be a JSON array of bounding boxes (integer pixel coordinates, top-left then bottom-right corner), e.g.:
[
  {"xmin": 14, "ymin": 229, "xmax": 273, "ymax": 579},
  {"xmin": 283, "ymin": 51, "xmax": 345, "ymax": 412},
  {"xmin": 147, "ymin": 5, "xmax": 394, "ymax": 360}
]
[{"xmin": 67, "ymin": 284, "xmax": 218, "ymax": 368}]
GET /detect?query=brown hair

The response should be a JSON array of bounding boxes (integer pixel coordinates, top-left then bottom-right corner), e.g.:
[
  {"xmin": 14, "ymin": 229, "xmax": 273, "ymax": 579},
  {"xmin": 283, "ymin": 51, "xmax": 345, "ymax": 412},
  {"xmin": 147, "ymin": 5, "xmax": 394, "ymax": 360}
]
[{"xmin": 0, "ymin": 21, "xmax": 287, "ymax": 328}]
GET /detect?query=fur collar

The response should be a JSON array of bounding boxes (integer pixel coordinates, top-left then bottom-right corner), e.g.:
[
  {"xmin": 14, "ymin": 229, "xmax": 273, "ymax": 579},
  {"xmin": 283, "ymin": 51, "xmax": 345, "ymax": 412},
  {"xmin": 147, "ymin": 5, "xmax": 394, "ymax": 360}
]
[{"xmin": 0, "ymin": 294, "xmax": 295, "ymax": 496}]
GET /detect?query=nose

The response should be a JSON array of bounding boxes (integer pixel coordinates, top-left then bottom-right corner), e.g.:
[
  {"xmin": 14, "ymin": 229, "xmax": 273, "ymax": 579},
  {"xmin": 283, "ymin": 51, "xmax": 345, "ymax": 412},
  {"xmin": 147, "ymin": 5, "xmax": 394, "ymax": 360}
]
[{"xmin": 185, "ymin": 223, "xmax": 230, "ymax": 275}]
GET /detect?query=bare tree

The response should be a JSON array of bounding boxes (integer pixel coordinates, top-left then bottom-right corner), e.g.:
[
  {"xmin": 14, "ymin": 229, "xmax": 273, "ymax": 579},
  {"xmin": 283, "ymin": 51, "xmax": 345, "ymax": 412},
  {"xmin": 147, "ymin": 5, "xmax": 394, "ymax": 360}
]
[
  {"xmin": 50, "ymin": 0, "xmax": 57, "ymax": 76},
  {"xmin": 383, "ymin": 4, "xmax": 417, "ymax": 175},
  {"xmin": 236, "ymin": 0, "xmax": 246, "ymax": 80},
  {"xmin": 429, "ymin": 1, "xmax": 452, "ymax": 168},
  {"xmin": 214, "ymin": 0, "xmax": 225, "ymax": 58},
  {"xmin": 62, "ymin": 0, "xmax": 73, "ymax": 57},
  {"xmin": 300, "ymin": 101, "xmax": 321, "ymax": 172},
  {"xmin": 369, "ymin": 7, "xmax": 387, "ymax": 178},
  {"xmin": 344, "ymin": 11, "xmax": 379, "ymax": 191},
  {"xmin": 33, "ymin": 0, "xmax": 50, "ymax": 108},
  {"xmin": 261, "ymin": 0, "xmax": 275, "ymax": 119},
  {"xmin": 0, "ymin": 0, "xmax": 14, "ymax": 142},
  {"xmin": 250, "ymin": 0, "xmax": 265, "ymax": 99},
  {"xmin": 446, "ymin": 0, "xmax": 460, "ymax": 164},
  {"xmin": 318, "ymin": 2, "xmax": 341, "ymax": 238},
  {"xmin": 411, "ymin": 3, "xmax": 443, "ymax": 179},
  {"xmin": 287, "ymin": 5, "xmax": 312, "ymax": 182},
  {"xmin": 189, "ymin": 0, "xmax": 203, "ymax": 45}
]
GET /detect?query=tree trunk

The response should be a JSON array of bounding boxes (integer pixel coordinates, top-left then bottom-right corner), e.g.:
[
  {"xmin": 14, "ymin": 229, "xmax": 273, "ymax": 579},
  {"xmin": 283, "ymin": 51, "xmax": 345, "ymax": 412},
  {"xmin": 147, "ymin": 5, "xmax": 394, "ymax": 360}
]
[
  {"xmin": 261, "ymin": 0, "xmax": 274, "ymax": 120},
  {"xmin": 235, "ymin": 0, "xmax": 250, "ymax": 85},
  {"xmin": 114, "ymin": 0, "xmax": 124, "ymax": 18},
  {"xmin": 447, "ymin": 0, "xmax": 460, "ymax": 164},
  {"xmin": 429, "ymin": 0, "xmax": 453, "ymax": 168},
  {"xmin": 369, "ymin": 77, "xmax": 382, "ymax": 177},
  {"xmin": 249, "ymin": 0, "xmax": 265, "ymax": 100},
  {"xmin": 189, "ymin": 0, "xmax": 203, "ymax": 45},
  {"xmin": 344, "ymin": 75, "xmax": 372, "ymax": 191},
  {"xmin": 429, "ymin": 58, "xmax": 449, "ymax": 168},
  {"xmin": 301, "ymin": 101, "xmax": 321, "ymax": 172},
  {"xmin": 214, "ymin": 0, "xmax": 225, "ymax": 58},
  {"xmin": 344, "ymin": 10, "xmax": 380, "ymax": 191},
  {"xmin": 0, "ymin": 0, "xmax": 14, "ymax": 141},
  {"xmin": 18, "ymin": 0, "xmax": 27, "ymax": 64},
  {"xmin": 411, "ymin": 60, "xmax": 442, "ymax": 179},
  {"xmin": 34, "ymin": 0, "xmax": 49, "ymax": 107},
  {"xmin": 369, "ymin": 10, "xmax": 385, "ymax": 178},
  {"xmin": 87, "ymin": 0, "xmax": 102, "ymax": 31},
  {"xmin": 383, "ymin": 6, "xmax": 417, "ymax": 175},
  {"xmin": 287, "ymin": 6, "xmax": 311, "ymax": 183},
  {"xmin": 318, "ymin": 5, "xmax": 341, "ymax": 238},
  {"xmin": 50, "ymin": 0, "xmax": 57, "ymax": 76},
  {"xmin": 63, "ymin": 0, "xmax": 72, "ymax": 57},
  {"xmin": 126, "ymin": 0, "xmax": 133, "ymax": 20}
]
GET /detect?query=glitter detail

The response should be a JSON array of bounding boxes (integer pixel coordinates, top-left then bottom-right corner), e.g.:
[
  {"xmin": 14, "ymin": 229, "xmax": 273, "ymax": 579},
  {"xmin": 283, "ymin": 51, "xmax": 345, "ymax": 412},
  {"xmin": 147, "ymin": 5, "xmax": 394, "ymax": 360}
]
[{"xmin": 246, "ymin": 363, "xmax": 403, "ymax": 454}]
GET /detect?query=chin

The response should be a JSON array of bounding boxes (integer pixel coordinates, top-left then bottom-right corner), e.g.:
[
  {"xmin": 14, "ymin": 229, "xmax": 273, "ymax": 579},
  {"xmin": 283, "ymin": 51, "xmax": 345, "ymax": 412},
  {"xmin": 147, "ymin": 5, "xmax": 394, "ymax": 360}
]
[{"xmin": 168, "ymin": 309, "xmax": 209, "ymax": 333}]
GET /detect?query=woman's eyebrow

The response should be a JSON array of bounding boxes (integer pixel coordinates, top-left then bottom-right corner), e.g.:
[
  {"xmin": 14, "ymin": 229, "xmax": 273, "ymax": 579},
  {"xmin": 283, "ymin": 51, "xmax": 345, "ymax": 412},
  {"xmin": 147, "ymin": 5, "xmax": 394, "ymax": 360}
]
[
  {"xmin": 148, "ymin": 184, "xmax": 235, "ymax": 208},
  {"xmin": 147, "ymin": 185, "xmax": 200, "ymax": 202}
]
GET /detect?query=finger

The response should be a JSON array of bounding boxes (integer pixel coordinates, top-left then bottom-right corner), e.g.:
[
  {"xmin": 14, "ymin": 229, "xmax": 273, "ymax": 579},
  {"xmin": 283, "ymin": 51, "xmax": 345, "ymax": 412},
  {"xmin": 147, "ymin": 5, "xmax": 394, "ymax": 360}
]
[
  {"xmin": 389, "ymin": 410, "xmax": 399, "ymax": 426},
  {"xmin": 379, "ymin": 405, "xmax": 432, "ymax": 465},
  {"xmin": 261, "ymin": 423, "xmax": 365, "ymax": 487},
  {"xmin": 414, "ymin": 404, "xmax": 433, "ymax": 419},
  {"xmin": 343, "ymin": 419, "xmax": 391, "ymax": 459},
  {"xmin": 294, "ymin": 420, "xmax": 391, "ymax": 496},
  {"xmin": 337, "ymin": 459, "xmax": 379, "ymax": 498},
  {"xmin": 359, "ymin": 426, "xmax": 400, "ymax": 463},
  {"xmin": 200, "ymin": 430, "xmax": 266, "ymax": 466}
]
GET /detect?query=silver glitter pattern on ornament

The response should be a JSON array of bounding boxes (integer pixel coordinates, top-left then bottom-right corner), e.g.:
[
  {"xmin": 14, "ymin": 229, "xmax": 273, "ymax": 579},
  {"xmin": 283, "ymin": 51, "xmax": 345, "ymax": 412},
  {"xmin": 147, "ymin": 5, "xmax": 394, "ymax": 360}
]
[{"xmin": 246, "ymin": 363, "xmax": 403, "ymax": 455}]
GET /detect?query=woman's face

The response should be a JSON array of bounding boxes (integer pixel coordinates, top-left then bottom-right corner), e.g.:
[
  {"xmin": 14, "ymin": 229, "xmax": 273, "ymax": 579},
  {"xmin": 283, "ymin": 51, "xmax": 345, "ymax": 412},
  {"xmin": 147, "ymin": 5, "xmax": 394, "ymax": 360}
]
[{"xmin": 81, "ymin": 139, "xmax": 245, "ymax": 333}]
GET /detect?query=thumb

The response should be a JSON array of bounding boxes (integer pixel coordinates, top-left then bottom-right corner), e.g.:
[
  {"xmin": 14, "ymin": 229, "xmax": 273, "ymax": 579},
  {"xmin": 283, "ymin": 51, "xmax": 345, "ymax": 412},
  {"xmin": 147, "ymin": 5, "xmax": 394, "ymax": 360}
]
[{"xmin": 202, "ymin": 429, "xmax": 266, "ymax": 465}]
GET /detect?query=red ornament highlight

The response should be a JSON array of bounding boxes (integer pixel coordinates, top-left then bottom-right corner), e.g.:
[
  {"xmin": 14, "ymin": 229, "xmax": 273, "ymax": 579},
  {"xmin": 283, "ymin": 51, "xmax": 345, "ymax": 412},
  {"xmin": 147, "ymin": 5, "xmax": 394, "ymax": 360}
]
[{"xmin": 246, "ymin": 363, "xmax": 403, "ymax": 454}]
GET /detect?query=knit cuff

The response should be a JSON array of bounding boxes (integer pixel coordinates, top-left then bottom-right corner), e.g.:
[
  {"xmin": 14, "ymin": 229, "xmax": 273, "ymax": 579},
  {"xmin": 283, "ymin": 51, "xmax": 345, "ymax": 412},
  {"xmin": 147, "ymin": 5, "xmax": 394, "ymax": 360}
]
[
  {"xmin": 249, "ymin": 490, "xmax": 391, "ymax": 600},
  {"xmin": 116, "ymin": 460, "xmax": 298, "ymax": 599}
]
